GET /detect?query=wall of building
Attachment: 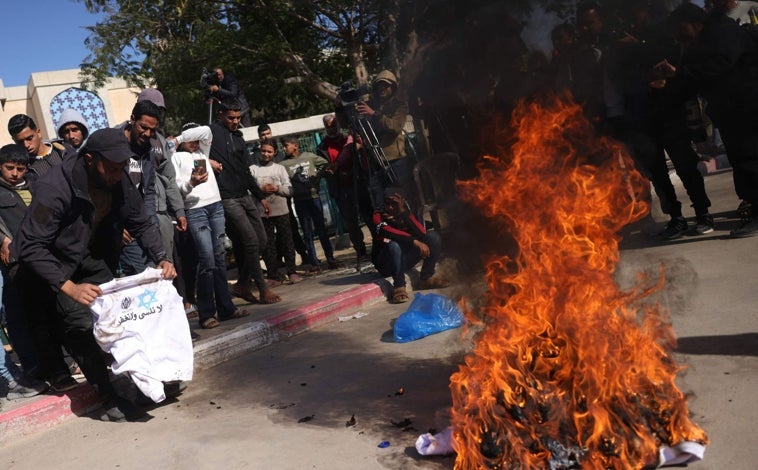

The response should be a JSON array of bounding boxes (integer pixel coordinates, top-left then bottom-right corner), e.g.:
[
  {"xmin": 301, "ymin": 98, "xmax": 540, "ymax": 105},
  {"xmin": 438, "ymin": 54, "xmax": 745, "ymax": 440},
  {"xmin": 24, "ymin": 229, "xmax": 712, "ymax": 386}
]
[{"xmin": 0, "ymin": 69, "xmax": 140, "ymax": 145}]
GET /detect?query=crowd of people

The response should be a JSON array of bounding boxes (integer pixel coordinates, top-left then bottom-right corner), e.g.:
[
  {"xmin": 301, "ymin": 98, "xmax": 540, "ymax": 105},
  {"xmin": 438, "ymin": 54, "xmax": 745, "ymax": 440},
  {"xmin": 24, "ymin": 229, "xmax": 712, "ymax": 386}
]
[
  {"xmin": 533, "ymin": 0, "xmax": 758, "ymax": 239},
  {"xmin": 0, "ymin": 69, "xmax": 449, "ymax": 420},
  {"xmin": 7, "ymin": 0, "xmax": 753, "ymax": 423}
]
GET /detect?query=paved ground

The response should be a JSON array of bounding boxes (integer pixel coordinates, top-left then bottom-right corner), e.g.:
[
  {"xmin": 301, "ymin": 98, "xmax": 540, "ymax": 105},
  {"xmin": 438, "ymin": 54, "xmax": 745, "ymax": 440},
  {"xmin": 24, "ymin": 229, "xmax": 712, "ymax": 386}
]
[{"xmin": 2, "ymin": 167, "xmax": 757, "ymax": 469}]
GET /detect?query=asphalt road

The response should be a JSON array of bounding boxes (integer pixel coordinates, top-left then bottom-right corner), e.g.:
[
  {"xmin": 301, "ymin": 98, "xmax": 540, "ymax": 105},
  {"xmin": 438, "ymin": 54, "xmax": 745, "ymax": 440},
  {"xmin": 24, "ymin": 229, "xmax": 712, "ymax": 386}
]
[{"xmin": 3, "ymin": 169, "xmax": 757, "ymax": 470}]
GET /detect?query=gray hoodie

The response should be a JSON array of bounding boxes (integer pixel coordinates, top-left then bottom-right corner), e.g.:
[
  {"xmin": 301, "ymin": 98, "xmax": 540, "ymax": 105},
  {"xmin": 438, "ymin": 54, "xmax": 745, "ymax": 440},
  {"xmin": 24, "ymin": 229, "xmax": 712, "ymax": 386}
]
[{"xmin": 56, "ymin": 108, "xmax": 90, "ymax": 148}]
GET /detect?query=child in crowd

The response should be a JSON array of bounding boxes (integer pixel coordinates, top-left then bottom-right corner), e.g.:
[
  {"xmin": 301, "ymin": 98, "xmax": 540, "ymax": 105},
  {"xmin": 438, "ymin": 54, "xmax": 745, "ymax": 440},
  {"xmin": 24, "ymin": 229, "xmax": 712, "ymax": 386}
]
[
  {"xmin": 372, "ymin": 187, "xmax": 449, "ymax": 303},
  {"xmin": 250, "ymin": 140, "xmax": 300, "ymax": 285},
  {"xmin": 0, "ymin": 144, "xmax": 48, "ymax": 399},
  {"xmin": 280, "ymin": 135, "xmax": 340, "ymax": 273}
]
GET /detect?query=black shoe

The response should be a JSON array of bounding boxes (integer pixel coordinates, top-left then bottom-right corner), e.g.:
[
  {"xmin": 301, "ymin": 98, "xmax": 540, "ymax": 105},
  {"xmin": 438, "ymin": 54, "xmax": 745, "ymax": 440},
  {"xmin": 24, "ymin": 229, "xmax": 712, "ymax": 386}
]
[
  {"xmin": 164, "ymin": 381, "xmax": 187, "ymax": 399},
  {"xmin": 730, "ymin": 216, "xmax": 758, "ymax": 238},
  {"xmin": 99, "ymin": 396, "xmax": 142, "ymax": 422},
  {"xmin": 50, "ymin": 376, "xmax": 80, "ymax": 393},
  {"xmin": 737, "ymin": 200, "xmax": 752, "ymax": 219},
  {"xmin": 660, "ymin": 216, "xmax": 688, "ymax": 240},
  {"xmin": 694, "ymin": 213, "xmax": 715, "ymax": 235}
]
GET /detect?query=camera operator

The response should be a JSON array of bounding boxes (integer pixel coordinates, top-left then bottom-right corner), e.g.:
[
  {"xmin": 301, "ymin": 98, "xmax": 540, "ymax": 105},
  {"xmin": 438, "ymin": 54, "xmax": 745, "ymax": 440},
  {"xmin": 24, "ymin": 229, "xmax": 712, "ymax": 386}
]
[
  {"xmin": 337, "ymin": 70, "xmax": 412, "ymax": 212},
  {"xmin": 204, "ymin": 67, "xmax": 252, "ymax": 127}
]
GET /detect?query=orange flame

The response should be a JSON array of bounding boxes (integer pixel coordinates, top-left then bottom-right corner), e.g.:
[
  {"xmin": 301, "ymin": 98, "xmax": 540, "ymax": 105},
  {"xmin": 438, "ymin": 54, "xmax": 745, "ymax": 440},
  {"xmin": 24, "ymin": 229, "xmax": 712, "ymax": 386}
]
[{"xmin": 450, "ymin": 96, "xmax": 708, "ymax": 469}]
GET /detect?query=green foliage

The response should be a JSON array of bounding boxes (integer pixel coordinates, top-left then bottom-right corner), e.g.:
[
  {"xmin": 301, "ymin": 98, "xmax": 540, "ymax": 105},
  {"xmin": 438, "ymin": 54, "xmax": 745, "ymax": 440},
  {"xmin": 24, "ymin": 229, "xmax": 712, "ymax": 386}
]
[
  {"xmin": 84, "ymin": 0, "xmax": 659, "ymax": 129},
  {"xmin": 78, "ymin": 0, "xmax": 339, "ymax": 128}
]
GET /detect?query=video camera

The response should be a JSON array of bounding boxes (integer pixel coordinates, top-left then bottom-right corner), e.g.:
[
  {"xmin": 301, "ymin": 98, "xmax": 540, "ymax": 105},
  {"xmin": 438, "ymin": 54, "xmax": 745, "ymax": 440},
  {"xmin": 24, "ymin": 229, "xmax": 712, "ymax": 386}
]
[
  {"xmin": 337, "ymin": 81, "xmax": 370, "ymax": 122},
  {"xmin": 335, "ymin": 80, "xmax": 396, "ymax": 184},
  {"xmin": 200, "ymin": 68, "xmax": 221, "ymax": 89}
]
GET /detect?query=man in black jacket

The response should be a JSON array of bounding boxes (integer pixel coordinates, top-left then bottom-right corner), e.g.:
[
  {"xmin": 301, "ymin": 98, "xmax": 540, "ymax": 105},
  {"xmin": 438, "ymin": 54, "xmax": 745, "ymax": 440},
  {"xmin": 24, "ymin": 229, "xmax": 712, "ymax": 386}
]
[
  {"xmin": 210, "ymin": 98, "xmax": 280, "ymax": 306},
  {"xmin": 13, "ymin": 128, "xmax": 176, "ymax": 421},
  {"xmin": 655, "ymin": 3, "xmax": 758, "ymax": 237}
]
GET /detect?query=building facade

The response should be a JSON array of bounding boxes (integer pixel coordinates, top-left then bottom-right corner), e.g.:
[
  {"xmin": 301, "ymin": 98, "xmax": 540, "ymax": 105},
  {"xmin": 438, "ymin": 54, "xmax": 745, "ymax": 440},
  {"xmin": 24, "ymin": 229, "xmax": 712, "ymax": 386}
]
[{"xmin": 0, "ymin": 69, "xmax": 140, "ymax": 145}]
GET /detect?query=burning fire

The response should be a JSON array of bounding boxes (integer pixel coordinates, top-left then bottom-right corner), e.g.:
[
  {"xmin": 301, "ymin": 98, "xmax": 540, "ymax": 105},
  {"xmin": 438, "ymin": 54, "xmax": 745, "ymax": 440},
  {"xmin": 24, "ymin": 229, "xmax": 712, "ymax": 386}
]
[{"xmin": 450, "ymin": 97, "xmax": 708, "ymax": 469}]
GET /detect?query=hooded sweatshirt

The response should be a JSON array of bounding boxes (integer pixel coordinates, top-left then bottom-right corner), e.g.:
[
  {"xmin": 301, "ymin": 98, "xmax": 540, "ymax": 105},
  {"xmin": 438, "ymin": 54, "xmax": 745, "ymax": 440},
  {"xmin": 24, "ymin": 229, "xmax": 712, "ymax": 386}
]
[{"xmin": 56, "ymin": 108, "xmax": 90, "ymax": 148}]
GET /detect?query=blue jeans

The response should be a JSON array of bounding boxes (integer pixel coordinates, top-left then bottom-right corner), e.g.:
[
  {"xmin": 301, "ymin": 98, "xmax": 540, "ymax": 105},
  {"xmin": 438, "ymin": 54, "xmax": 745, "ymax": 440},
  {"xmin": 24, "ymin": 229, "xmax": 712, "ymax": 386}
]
[
  {"xmin": 294, "ymin": 197, "xmax": 334, "ymax": 266},
  {"xmin": 119, "ymin": 240, "xmax": 150, "ymax": 276},
  {"xmin": 0, "ymin": 349, "xmax": 22, "ymax": 384},
  {"xmin": 0, "ymin": 271, "xmax": 20, "ymax": 384},
  {"xmin": 374, "ymin": 231, "xmax": 442, "ymax": 288},
  {"xmin": 187, "ymin": 201, "xmax": 236, "ymax": 322}
]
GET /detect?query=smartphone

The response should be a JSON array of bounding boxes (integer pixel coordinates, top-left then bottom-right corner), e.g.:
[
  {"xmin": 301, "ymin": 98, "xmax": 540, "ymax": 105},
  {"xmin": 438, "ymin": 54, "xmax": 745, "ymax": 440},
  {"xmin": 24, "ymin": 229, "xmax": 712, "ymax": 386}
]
[{"xmin": 193, "ymin": 159, "xmax": 207, "ymax": 172}]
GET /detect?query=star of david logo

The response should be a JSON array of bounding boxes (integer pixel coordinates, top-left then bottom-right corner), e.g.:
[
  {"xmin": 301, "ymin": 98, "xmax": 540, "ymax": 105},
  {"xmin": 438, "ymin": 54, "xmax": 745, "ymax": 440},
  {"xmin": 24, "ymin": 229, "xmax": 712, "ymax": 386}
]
[{"xmin": 137, "ymin": 289, "xmax": 158, "ymax": 309}]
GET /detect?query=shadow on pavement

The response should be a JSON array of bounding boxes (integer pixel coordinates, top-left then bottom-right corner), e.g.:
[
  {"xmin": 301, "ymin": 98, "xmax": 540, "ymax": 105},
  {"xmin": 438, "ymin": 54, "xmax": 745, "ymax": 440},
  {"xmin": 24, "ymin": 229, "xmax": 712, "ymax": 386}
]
[{"xmin": 676, "ymin": 333, "xmax": 758, "ymax": 357}]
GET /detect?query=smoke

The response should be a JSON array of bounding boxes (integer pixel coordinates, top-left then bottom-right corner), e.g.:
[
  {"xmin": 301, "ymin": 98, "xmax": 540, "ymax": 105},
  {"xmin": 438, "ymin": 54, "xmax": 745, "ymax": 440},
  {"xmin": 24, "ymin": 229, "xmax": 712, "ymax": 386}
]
[{"xmin": 519, "ymin": 3, "xmax": 563, "ymax": 61}]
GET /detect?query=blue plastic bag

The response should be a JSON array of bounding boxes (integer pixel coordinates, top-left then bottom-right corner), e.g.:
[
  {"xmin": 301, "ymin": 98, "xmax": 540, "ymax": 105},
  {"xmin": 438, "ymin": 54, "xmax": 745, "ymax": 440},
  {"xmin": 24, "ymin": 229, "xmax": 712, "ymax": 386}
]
[{"xmin": 393, "ymin": 292, "xmax": 465, "ymax": 343}]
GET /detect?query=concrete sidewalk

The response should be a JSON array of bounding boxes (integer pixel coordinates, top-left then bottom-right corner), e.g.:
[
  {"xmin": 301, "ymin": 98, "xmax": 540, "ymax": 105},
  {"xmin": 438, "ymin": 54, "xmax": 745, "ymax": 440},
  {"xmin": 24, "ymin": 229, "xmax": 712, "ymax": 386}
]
[
  {"xmin": 0, "ymin": 243, "xmax": 391, "ymax": 445},
  {"xmin": 0, "ymin": 154, "xmax": 740, "ymax": 446}
]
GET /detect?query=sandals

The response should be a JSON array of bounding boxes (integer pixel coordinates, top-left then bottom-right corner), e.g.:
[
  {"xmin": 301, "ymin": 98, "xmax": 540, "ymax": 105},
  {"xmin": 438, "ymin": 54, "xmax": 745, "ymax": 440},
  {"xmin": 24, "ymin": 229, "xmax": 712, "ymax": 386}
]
[
  {"xmin": 220, "ymin": 309, "xmax": 250, "ymax": 321},
  {"xmin": 202, "ymin": 309, "xmax": 249, "ymax": 328},
  {"xmin": 392, "ymin": 286, "xmax": 409, "ymax": 304},
  {"xmin": 185, "ymin": 303, "xmax": 199, "ymax": 319},
  {"xmin": 200, "ymin": 317, "xmax": 220, "ymax": 329},
  {"xmin": 259, "ymin": 290, "xmax": 282, "ymax": 304}
]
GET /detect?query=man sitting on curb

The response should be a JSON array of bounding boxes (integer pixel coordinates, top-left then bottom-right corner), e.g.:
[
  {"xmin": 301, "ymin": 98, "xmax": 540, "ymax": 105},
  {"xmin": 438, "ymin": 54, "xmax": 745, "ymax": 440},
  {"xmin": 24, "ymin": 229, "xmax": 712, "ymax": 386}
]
[{"xmin": 371, "ymin": 187, "xmax": 449, "ymax": 303}]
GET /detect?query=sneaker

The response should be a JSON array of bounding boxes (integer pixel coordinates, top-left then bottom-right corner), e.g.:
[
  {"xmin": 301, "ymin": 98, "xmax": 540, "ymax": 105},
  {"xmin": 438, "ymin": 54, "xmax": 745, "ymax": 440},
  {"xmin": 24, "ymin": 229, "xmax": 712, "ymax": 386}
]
[
  {"xmin": 50, "ymin": 375, "xmax": 80, "ymax": 393},
  {"xmin": 660, "ymin": 216, "xmax": 688, "ymax": 240},
  {"xmin": 288, "ymin": 273, "xmax": 302, "ymax": 284},
  {"xmin": 730, "ymin": 216, "xmax": 758, "ymax": 238},
  {"xmin": 694, "ymin": 213, "xmax": 715, "ymax": 234},
  {"xmin": 737, "ymin": 200, "xmax": 752, "ymax": 219},
  {"xmin": 6, "ymin": 378, "xmax": 49, "ymax": 400}
]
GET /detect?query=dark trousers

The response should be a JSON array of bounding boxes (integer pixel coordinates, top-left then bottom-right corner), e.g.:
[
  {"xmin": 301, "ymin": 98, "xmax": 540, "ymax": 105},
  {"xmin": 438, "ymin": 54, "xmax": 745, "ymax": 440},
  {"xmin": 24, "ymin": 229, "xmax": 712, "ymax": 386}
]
[
  {"xmin": 284, "ymin": 197, "xmax": 310, "ymax": 261},
  {"xmin": 222, "ymin": 195, "xmax": 268, "ymax": 291},
  {"xmin": 717, "ymin": 115, "xmax": 758, "ymax": 208},
  {"xmin": 369, "ymin": 157, "xmax": 415, "ymax": 211},
  {"xmin": 335, "ymin": 182, "xmax": 373, "ymax": 254},
  {"xmin": 294, "ymin": 197, "xmax": 334, "ymax": 266},
  {"xmin": 19, "ymin": 255, "xmax": 116, "ymax": 397},
  {"xmin": 173, "ymin": 228, "xmax": 197, "ymax": 305},
  {"xmin": 374, "ymin": 231, "xmax": 442, "ymax": 288},
  {"xmin": 658, "ymin": 121, "xmax": 711, "ymax": 215},
  {"xmin": 262, "ymin": 214, "xmax": 296, "ymax": 278},
  {"xmin": 617, "ymin": 124, "xmax": 683, "ymax": 217},
  {"xmin": 1, "ymin": 266, "xmax": 39, "ymax": 374}
]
